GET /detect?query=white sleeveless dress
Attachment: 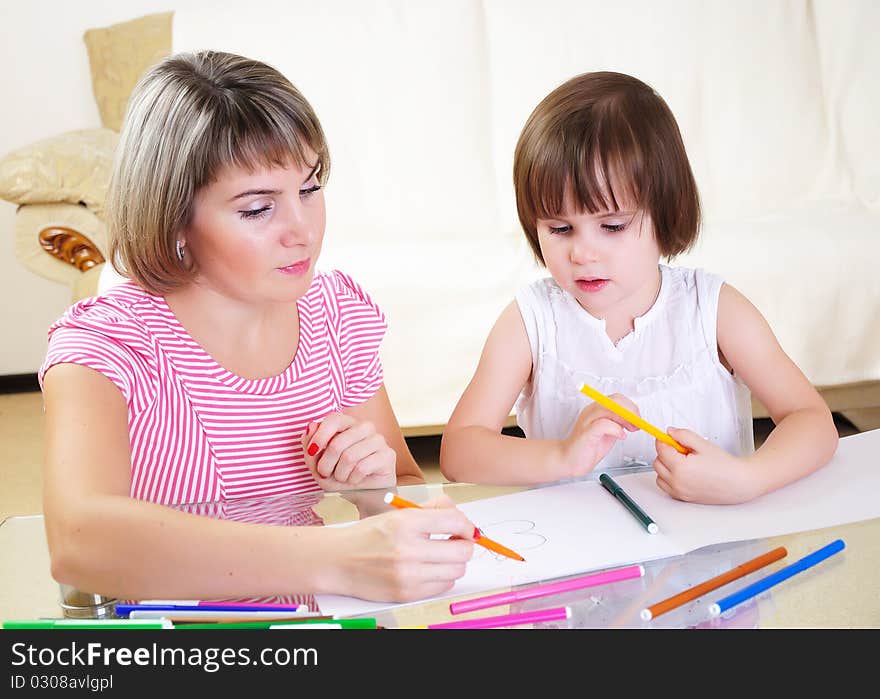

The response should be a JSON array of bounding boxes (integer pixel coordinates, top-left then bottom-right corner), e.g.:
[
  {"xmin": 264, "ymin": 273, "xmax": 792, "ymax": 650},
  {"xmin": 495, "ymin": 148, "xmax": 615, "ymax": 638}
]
[{"xmin": 514, "ymin": 264, "xmax": 754, "ymax": 470}]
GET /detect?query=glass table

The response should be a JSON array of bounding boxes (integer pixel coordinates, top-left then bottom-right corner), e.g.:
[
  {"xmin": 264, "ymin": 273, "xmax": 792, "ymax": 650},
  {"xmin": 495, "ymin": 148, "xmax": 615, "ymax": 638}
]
[{"xmin": 2, "ymin": 478, "xmax": 878, "ymax": 629}]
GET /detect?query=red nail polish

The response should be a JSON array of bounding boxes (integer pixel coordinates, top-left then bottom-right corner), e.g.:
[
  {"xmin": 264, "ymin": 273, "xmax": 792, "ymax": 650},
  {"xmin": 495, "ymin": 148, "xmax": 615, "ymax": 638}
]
[
  {"xmin": 307, "ymin": 443, "xmax": 319, "ymax": 456},
  {"xmin": 473, "ymin": 527, "xmax": 481, "ymax": 540}
]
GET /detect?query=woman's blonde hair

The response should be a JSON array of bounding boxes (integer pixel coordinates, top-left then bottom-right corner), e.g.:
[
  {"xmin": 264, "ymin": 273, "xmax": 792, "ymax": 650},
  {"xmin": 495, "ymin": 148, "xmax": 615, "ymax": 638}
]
[
  {"xmin": 513, "ymin": 71, "xmax": 700, "ymax": 264},
  {"xmin": 107, "ymin": 50, "xmax": 330, "ymax": 294}
]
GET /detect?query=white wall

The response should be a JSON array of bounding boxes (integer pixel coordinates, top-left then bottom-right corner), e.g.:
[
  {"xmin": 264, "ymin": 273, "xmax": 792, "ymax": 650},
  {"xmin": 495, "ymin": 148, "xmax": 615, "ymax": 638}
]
[{"xmin": 0, "ymin": 1, "xmax": 208, "ymax": 375}]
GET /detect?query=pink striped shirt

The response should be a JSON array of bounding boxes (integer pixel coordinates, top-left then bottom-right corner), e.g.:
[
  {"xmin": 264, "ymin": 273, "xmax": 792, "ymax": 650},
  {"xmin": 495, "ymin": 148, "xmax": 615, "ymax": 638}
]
[{"xmin": 40, "ymin": 269, "xmax": 387, "ymax": 506}]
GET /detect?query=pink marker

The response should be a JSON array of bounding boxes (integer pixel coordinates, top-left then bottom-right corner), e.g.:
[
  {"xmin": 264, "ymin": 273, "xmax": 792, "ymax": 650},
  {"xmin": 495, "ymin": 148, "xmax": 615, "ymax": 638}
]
[
  {"xmin": 428, "ymin": 605, "xmax": 571, "ymax": 630},
  {"xmin": 449, "ymin": 563, "xmax": 644, "ymax": 615}
]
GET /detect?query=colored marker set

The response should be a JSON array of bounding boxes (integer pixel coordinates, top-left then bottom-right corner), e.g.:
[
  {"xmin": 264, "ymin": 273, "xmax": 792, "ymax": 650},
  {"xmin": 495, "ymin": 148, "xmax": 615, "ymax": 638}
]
[
  {"xmin": 643, "ymin": 538, "xmax": 846, "ymax": 622},
  {"xmin": 1, "ymin": 539, "xmax": 843, "ymax": 630},
  {"xmin": 3, "ymin": 599, "xmax": 381, "ymax": 630},
  {"xmin": 431, "ymin": 538, "xmax": 845, "ymax": 629}
]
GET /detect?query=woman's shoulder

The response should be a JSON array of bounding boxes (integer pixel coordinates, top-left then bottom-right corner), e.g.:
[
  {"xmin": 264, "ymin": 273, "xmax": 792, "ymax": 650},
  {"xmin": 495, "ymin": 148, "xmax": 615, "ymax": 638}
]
[
  {"xmin": 312, "ymin": 269, "xmax": 386, "ymax": 325},
  {"xmin": 318, "ymin": 269, "xmax": 380, "ymax": 302},
  {"xmin": 48, "ymin": 280, "xmax": 155, "ymax": 345}
]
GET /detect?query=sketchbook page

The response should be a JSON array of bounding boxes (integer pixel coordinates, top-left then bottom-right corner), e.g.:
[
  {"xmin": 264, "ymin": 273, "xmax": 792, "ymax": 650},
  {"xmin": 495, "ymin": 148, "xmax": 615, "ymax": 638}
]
[
  {"xmin": 612, "ymin": 428, "xmax": 880, "ymax": 555},
  {"xmin": 315, "ymin": 479, "xmax": 685, "ymax": 618}
]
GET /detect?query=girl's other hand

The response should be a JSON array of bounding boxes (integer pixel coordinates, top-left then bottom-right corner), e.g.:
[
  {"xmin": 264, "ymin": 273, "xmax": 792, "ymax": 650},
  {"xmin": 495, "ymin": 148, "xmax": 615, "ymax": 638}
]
[
  {"xmin": 302, "ymin": 413, "xmax": 397, "ymax": 491},
  {"xmin": 652, "ymin": 427, "xmax": 757, "ymax": 504},
  {"xmin": 557, "ymin": 393, "xmax": 640, "ymax": 479},
  {"xmin": 329, "ymin": 495, "xmax": 476, "ymax": 602}
]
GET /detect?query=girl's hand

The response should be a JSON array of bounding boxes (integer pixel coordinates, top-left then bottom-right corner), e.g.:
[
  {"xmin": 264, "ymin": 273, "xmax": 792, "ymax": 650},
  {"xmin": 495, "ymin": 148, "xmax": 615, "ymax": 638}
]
[
  {"xmin": 652, "ymin": 427, "xmax": 758, "ymax": 504},
  {"xmin": 302, "ymin": 413, "xmax": 397, "ymax": 491},
  {"xmin": 557, "ymin": 394, "xmax": 640, "ymax": 479},
  {"xmin": 330, "ymin": 496, "xmax": 476, "ymax": 602}
]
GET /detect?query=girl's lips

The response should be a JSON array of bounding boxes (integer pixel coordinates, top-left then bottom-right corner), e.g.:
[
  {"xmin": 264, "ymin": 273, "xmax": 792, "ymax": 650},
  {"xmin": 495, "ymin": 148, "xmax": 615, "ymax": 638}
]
[
  {"xmin": 576, "ymin": 278, "xmax": 609, "ymax": 293},
  {"xmin": 277, "ymin": 258, "xmax": 311, "ymax": 276}
]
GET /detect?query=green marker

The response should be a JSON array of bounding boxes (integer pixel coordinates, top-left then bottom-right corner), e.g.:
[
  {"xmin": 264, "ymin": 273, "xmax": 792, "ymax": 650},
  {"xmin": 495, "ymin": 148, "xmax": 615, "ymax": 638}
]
[
  {"xmin": 599, "ymin": 472, "xmax": 660, "ymax": 534},
  {"xmin": 3, "ymin": 618, "xmax": 173, "ymax": 629}
]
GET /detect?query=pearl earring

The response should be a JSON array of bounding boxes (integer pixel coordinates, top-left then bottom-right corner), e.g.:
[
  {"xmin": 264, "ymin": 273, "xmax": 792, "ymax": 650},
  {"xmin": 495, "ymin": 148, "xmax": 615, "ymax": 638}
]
[{"xmin": 176, "ymin": 240, "xmax": 185, "ymax": 262}]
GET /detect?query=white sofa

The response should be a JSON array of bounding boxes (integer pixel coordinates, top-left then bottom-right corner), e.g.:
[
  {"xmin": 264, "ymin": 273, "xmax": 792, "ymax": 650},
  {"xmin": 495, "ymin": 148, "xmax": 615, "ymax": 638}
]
[
  {"xmin": 19, "ymin": 1, "xmax": 880, "ymax": 434},
  {"xmin": 165, "ymin": 0, "xmax": 880, "ymax": 433}
]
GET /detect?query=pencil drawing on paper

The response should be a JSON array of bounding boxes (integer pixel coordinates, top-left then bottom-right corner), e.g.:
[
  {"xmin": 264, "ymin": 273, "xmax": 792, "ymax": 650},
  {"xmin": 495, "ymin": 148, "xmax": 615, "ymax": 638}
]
[{"xmin": 476, "ymin": 519, "xmax": 548, "ymax": 562}]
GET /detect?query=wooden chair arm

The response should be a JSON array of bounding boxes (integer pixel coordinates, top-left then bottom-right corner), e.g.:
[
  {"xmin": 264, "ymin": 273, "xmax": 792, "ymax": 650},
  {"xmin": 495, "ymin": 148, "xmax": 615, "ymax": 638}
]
[{"xmin": 38, "ymin": 225, "xmax": 105, "ymax": 271}]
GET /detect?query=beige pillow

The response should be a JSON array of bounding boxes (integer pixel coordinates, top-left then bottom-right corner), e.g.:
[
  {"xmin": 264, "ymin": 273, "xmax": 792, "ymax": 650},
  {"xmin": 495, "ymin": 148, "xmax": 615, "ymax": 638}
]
[
  {"xmin": 0, "ymin": 128, "xmax": 118, "ymax": 219},
  {"xmin": 83, "ymin": 11, "xmax": 173, "ymax": 132}
]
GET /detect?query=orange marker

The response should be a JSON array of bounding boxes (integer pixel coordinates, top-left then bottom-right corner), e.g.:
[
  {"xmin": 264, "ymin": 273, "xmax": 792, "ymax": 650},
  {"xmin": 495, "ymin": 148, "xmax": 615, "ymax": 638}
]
[
  {"xmin": 640, "ymin": 546, "xmax": 787, "ymax": 621},
  {"xmin": 383, "ymin": 493, "xmax": 525, "ymax": 562},
  {"xmin": 578, "ymin": 382, "xmax": 690, "ymax": 454}
]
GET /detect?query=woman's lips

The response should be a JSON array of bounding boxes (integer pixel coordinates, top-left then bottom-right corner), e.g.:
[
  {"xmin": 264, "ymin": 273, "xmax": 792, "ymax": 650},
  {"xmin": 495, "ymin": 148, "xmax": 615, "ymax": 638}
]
[
  {"xmin": 277, "ymin": 258, "xmax": 311, "ymax": 276},
  {"xmin": 575, "ymin": 278, "xmax": 609, "ymax": 293}
]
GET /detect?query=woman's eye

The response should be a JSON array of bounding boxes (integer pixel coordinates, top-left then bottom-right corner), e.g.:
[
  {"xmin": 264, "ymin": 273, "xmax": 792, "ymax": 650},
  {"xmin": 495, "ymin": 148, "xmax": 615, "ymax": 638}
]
[
  {"xmin": 300, "ymin": 184, "xmax": 322, "ymax": 198},
  {"xmin": 601, "ymin": 223, "xmax": 626, "ymax": 233},
  {"xmin": 239, "ymin": 205, "xmax": 272, "ymax": 220}
]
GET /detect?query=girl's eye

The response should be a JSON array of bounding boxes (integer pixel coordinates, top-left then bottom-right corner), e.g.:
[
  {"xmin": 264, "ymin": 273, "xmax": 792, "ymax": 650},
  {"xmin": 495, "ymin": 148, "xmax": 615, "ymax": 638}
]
[
  {"xmin": 548, "ymin": 225, "xmax": 571, "ymax": 235},
  {"xmin": 239, "ymin": 205, "xmax": 272, "ymax": 220},
  {"xmin": 300, "ymin": 184, "xmax": 322, "ymax": 198}
]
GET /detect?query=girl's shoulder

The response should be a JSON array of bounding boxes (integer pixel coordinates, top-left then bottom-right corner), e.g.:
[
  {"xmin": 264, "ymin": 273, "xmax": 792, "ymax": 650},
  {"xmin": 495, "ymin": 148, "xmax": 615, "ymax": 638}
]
[
  {"xmin": 515, "ymin": 276, "xmax": 567, "ymax": 310},
  {"xmin": 662, "ymin": 264, "xmax": 726, "ymax": 301}
]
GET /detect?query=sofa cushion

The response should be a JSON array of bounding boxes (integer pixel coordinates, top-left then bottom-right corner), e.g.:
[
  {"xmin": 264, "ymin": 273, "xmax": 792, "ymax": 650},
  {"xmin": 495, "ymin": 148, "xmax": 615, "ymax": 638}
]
[
  {"xmin": 83, "ymin": 11, "xmax": 173, "ymax": 132},
  {"xmin": 0, "ymin": 128, "xmax": 118, "ymax": 219}
]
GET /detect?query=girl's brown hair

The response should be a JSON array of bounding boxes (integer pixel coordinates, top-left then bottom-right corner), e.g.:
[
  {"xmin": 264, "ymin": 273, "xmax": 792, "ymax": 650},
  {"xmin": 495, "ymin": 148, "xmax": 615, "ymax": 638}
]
[
  {"xmin": 513, "ymin": 71, "xmax": 700, "ymax": 264},
  {"xmin": 107, "ymin": 50, "xmax": 330, "ymax": 294}
]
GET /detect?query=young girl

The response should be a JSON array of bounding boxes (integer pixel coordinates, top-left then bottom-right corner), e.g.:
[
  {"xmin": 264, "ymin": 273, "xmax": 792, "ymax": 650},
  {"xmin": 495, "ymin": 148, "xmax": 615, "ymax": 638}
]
[
  {"xmin": 440, "ymin": 71, "xmax": 839, "ymax": 505},
  {"xmin": 40, "ymin": 50, "xmax": 476, "ymax": 604}
]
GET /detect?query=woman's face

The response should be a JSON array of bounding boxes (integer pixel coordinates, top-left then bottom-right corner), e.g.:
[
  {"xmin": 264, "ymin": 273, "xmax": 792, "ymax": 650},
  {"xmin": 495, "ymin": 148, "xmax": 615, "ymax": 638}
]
[{"xmin": 181, "ymin": 155, "xmax": 326, "ymax": 304}]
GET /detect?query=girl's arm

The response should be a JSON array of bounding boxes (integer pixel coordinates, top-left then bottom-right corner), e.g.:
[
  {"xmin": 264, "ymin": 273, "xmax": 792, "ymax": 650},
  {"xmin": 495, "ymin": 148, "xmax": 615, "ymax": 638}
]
[
  {"xmin": 656, "ymin": 283, "xmax": 839, "ymax": 504},
  {"xmin": 716, "ymin": 283, "xmax": 838, "ymax": 496},
  {"xmin": 42, "ymin": 364, "xmax": 474, "ymax": 601},
  {"xmin": 441, "ymin": 301, "xmax": 574, "ymax": 484}
]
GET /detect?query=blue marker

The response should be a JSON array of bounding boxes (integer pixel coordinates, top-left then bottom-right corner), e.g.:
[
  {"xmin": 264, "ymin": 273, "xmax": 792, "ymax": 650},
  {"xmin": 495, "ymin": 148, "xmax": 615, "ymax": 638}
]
[{"xmin": 708, "ymin": 538, "xmax": 845, "ymax": 617}]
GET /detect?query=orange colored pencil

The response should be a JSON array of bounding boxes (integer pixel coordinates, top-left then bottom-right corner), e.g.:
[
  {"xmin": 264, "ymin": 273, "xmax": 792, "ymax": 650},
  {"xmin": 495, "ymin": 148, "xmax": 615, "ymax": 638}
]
[
  {"xmin": 383, "ymin": 493, "xmax": 525, "ymax": 562},
  {"xmin": 578, "ymin": 382, "xmax": 690, "ymax": 454},
  {"xmin": 640, "ymin": 546, "xmax": 788, "ymax": 621}
]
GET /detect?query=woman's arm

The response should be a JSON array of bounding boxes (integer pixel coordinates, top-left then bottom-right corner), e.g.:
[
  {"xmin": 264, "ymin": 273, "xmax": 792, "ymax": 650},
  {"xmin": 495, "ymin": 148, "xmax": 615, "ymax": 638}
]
[
  {"xmin": 42, "ymin": 364, "xmax": 474, "ymax": 601},
  {"xmin": 343, "ymin": 385, "xmax": 425, "ymax": 485}
]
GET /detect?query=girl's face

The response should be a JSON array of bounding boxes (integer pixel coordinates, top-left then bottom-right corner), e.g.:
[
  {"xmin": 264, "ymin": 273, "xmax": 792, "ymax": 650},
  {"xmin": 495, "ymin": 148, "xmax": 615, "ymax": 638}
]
[
  {"xmin": 181, "ymin": 155, "xmax": 326, "ymax": 304},
  {"xmin": 536, "ymin": 195, "xmax": 662, "ymax": 324}
]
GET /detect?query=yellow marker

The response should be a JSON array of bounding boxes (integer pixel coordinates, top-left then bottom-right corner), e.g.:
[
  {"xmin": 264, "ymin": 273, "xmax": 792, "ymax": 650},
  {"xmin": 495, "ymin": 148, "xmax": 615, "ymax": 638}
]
[{"xmin": 578, "ymin": 382, "xmax": 690, "ymax": 454}]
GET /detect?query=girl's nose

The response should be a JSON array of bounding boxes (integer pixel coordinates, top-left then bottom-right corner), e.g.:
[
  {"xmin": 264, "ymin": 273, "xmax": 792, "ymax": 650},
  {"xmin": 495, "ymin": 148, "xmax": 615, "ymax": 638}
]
[{"xmin": 569, "ymin": 236, "xmax": 598, "ymax": 264}]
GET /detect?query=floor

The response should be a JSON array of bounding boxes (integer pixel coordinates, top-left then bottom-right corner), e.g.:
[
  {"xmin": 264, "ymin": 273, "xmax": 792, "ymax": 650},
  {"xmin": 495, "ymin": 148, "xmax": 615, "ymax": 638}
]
[{"xmin": 0, "ymin": 390, "xmax": 860, "ymax": 521}]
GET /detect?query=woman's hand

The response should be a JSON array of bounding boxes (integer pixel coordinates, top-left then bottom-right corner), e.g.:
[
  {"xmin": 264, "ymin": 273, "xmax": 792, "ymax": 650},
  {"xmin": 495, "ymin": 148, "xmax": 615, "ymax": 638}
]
[
  {"xmin": 556, "ymin": 394, "xmax": 640, "ymax": 479},
  {"xmin": 302, "ymin": 413, "xmax": 397, "ymax": 491},
  {"xmin": 327, "ymin": 495, "xmax": 476, "ymax": 602},
  {"xmin": 652, "ymin": 428, "xmax": 758, "ymax": 504}
]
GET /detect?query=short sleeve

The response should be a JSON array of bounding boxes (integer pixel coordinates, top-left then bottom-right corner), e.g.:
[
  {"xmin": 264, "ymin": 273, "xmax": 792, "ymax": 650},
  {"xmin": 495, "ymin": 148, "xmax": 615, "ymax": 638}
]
[
  {"xmin": 692, "ymin": 268, "xmax": 725, "ymax": 365},
  {"xmin": 515, "ymin": 278, "xmax": 552, "ymax": 368},
  {"xmin": 327, "ymin": 270, "xmax": 388, "ymax": 407},
  {"xmin": 39, "ymin": 296, "xmax": 156, "ymax": 412}
]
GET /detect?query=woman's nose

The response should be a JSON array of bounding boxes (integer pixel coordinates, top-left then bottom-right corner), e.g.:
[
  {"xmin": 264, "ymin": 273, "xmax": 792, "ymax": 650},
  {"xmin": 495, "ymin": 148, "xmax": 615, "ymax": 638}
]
[{"xmin": 279, "ymin": 204, "xmax": 312, "ymax": 246}]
